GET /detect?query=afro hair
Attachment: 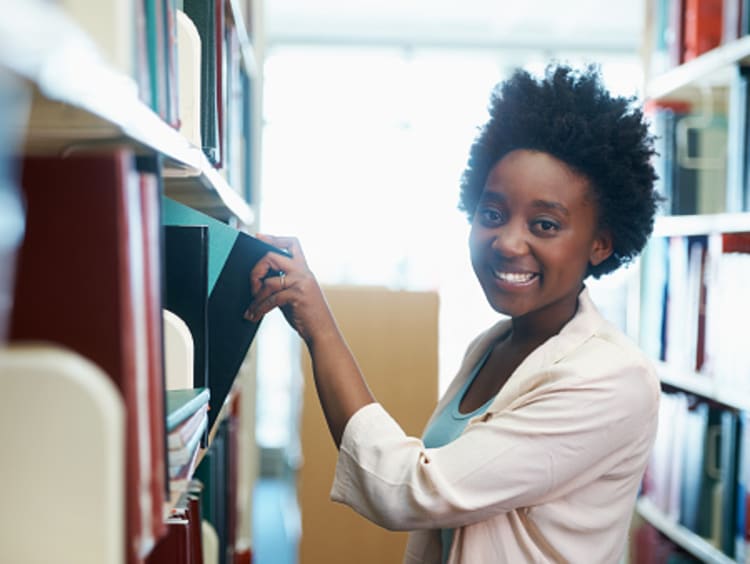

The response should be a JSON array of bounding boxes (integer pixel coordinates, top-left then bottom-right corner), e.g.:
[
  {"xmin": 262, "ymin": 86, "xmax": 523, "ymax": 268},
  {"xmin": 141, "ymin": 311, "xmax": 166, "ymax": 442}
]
[{"xmin": 459, "ymin": 63, "xmax": 659, "ymax": 278}]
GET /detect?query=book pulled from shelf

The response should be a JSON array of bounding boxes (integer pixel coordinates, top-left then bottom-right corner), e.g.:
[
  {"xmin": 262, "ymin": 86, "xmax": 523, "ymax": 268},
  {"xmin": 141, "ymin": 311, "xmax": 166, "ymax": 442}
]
[{"xmin": 162, "ymin": 196, "xmax": 290, "ymax": 428}]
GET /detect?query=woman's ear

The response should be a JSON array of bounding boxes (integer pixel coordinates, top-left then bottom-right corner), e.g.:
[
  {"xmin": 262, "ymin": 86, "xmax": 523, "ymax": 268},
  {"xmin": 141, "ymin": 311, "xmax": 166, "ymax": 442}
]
[{"xmin": 589, "ymin": 229, "xmax": 614, "ymax": 267}]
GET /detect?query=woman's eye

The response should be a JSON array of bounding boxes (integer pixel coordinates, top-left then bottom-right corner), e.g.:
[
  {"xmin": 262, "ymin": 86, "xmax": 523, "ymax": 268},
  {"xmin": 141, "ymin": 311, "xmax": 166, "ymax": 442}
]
[
  {"xmin": 477, "ymin": 207, "xmax": 504, "ymax": 226},
  {"xmin": 533, "ymin": 219, "xmax": 559, "ymax": 234}
]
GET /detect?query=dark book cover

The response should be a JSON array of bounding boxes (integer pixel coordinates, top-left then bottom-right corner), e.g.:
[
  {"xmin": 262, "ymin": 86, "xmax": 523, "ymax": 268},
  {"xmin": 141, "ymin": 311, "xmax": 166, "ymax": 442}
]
[
  {"xmin": 162, "ymin": 196, "xmax": 289, "ymax": 429},
  {"xmin": 163, "ymin": 225, "xmax": 209, "ymax": 391},
  {"xmin": 183, "ymin": 0, "xmax": 221, "ymax": 164}
]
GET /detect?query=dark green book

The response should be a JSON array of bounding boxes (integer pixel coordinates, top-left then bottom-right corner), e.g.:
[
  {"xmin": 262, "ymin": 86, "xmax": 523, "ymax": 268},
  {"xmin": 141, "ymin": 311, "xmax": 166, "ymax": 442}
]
[
  {"xmin": 162, "ymin": 196, "xmax": 290, "ymax": 428},
  {"xmin": 166, "ymin": 388, "xmax": 210, "ymax": 431},
  {"xmin": 182, "ymin": 0, "xmax": 220, "ymax": 164}
]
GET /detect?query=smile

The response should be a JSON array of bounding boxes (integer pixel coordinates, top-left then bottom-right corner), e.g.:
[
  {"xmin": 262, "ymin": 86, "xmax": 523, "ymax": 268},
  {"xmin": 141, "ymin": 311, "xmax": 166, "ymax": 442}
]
[{"xmin": 491, "ymin": 269, "xmax": 539, "ymax": 285}]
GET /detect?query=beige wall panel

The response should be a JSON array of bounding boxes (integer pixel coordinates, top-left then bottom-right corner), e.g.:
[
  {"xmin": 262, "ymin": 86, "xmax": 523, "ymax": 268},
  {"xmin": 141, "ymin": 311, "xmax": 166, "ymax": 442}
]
[{"xmin": 299, "ymin": 285, "xmax": 439, "ymax": 564}]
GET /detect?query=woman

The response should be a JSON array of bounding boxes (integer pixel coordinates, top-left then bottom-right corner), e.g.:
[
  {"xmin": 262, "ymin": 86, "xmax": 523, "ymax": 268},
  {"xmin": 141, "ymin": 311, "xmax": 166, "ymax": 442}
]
[{"xmin": 246, "ymin": 64, "xmax": 661, "ymax": 563}]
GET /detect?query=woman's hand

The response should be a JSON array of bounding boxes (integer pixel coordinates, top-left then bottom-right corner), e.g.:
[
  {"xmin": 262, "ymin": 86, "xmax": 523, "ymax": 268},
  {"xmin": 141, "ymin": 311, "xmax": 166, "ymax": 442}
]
[
  {"xmin": 246, "ymin": 234, "xmax": 376, "ymax": 447},
  {"xmin": 245, "ymin": 234, "xmax": 337, "ymax": 347}
]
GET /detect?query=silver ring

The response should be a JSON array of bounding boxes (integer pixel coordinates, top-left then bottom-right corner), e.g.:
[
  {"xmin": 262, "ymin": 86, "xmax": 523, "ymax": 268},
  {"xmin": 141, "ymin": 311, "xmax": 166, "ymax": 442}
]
[{"xmin": 279, "ymin": 271, "xmax": 286, "ymax": 289}]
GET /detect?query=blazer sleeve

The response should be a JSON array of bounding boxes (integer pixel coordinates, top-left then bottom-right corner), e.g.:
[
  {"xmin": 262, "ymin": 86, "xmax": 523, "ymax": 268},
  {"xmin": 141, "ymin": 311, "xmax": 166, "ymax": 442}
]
[{"xmin": 329, "ymin": 339, "xmax": 659, "ymax": 532}]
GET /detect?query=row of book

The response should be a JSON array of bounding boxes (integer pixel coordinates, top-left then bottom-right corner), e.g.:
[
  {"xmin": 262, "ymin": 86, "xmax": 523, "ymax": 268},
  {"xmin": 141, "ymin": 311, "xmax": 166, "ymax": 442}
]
[
  {"xmin": 7, "ymin": 150, "xmax": 275, "ymax": 562},
  {"xmin": 640, "ymin": 231, "xmax": 750, "ymax": 389},
  {"xmin": 642, "ymin": 391, "xmax": 750, "ymax": 560},
  {"xmin": 166, "ymin": 389, "xmax": 210, "ymax": 495},
  {"xmin": 647, "ymin": 101, "xmax": 729, "ymax": 216},
  {"xmin": 147, "ymin": 400, "xmax": 240, "ymax": 564},
  {"xmin": 648, "ymin": 0, "xmax": 750, "ymax": 76},
  {"xmin": 56, "ymin": 0, "xmax": 254, "ymax": 200}
]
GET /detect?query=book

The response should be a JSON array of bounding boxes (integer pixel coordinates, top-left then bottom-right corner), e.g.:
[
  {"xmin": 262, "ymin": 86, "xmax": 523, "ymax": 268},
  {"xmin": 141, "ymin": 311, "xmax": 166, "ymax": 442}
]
[
  {"xmin": 144, "ymin": 517, "xmax": 190, "ymax": 564},
  {"xmin": 162, "ymin": 196, "xmax": 290, "ymax": 428},
  {"xmin": 679, "ymin": 400, "xmax": 708, "ymax": 533},
  {"xmin": 166, "ymin": 388, "xmax": 210, "ymax": 432},
  {"xmin": 136, "ymin": 155, "xmax": 169, "ymax": 542},
  {"xmin": 169, "ymin": 403, "xmax": 209, "ymax": 450},
  {"xmin": 720, "ymin": 409, "xmax": 741, "ymax": 557},
  {"xmin": 168, "ymin": 411, "xmax": 207, "ymax": 470},
  {"xmin": 726, "ymin": 66, "xmax": 750, "ymax": 212},
  {"xmin": 182, "ymin": 0, "xmax": 221, "ymax": 164},
  {"xmin": 169, "ymin": 445, "xmax": 201, "ymax": 493},
  {"xmin": 639, "ymin": 237, "xmax": 669, "ymax": 361},
  {"xmin": 12, "ymin": 151, "xmax": 164, "ymax": 562},
  {"xmin": 144, "ymin": 0, "xmax": 169, "ymax": 119},
  {"xmin": 683, "ymin": 0, "xmax": 724, "ymax": 61}
]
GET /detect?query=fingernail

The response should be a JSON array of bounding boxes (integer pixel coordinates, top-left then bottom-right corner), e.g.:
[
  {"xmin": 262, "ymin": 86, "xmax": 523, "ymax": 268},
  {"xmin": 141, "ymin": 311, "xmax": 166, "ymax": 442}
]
[{"xmin": 244, "ymin": 309, "xmax": 255, "ymax": 322}]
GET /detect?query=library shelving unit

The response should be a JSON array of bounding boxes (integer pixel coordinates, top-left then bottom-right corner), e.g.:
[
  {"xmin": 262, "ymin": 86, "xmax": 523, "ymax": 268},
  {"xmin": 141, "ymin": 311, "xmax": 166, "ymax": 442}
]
[
  {"xmin": 1, "ymin": 1, "xmax": 266, "ymax": 563},
  {"xmin": 634, "ymin": 8, "xmax": 750, "ymax": 562}
]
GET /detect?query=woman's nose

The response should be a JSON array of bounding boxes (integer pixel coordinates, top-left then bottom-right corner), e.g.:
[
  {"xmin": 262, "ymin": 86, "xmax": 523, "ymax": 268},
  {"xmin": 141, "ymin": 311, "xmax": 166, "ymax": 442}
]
[{"xmin": 490, "ymin": 221, "xmax": 528, "ymax": 257}]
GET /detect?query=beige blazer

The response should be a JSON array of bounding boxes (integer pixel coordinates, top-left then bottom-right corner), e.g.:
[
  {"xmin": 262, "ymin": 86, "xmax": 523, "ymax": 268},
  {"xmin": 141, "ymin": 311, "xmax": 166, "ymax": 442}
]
[{"xmin": 330, "ymin": 288, "xmax": 659, "ymax": 563}]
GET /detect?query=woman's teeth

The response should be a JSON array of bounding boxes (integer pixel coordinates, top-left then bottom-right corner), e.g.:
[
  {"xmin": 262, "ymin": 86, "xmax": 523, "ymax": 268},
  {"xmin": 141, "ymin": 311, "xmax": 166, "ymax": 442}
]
[{"xmin": 493, "ymin": 270, "xmax": 536, "ymax": 283}]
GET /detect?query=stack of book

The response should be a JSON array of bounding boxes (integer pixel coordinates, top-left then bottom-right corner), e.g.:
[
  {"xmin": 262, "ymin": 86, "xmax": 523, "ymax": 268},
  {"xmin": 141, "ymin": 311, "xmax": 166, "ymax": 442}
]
[{"xmin": 166, "ymin": 388, "xmax": 210, "ymax": 494}]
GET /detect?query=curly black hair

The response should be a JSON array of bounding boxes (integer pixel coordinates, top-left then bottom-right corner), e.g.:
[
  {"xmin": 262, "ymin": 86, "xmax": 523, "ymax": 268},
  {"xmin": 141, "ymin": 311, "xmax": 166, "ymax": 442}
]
[{"xmin": 459, "ymin": 63, "xmax": 659, "ymax": 278}]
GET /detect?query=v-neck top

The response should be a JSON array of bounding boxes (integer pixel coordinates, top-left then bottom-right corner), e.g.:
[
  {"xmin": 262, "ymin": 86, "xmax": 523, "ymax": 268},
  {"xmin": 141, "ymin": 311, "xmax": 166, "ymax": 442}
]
[
  {"xmin": 422, "ymin": 345, "xmax": 496, "ymax": 563},
  {"xmin": 423, "ymin": 345, "xmax": 495, "ymax": 449}
]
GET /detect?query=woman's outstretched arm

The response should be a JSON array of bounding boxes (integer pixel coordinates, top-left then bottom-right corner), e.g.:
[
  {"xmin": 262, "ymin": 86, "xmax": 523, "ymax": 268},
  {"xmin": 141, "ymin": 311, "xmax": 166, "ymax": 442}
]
[{"xmin": 245, "ymin": 234, "xmax": 375, "ymax": 447}]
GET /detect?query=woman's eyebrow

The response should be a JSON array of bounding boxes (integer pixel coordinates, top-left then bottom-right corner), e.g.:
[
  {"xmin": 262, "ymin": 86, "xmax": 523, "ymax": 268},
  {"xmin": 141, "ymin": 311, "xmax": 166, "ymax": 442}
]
[{"xmin": 530, "ymin": 199, "xmax": 569, "ymax": 216}]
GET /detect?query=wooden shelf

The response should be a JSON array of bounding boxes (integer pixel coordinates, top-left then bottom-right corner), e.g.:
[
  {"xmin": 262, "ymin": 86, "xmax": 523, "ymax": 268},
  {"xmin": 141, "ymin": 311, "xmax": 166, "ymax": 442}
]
[
  {"xmin": 636, "ymin": 498, "xmax": 736, "ymax": 564},
  {"xmin": 0, "ymin": 1, "xmax": 254, "ymax": 225},
  {"xmin": 656, "ymin": 361, "xmax": 750, "ymax": 411},
  {"xmin": 647, "ymin": 35, "xmax": 750, "ymax": 101},
  {"xmin": 652, "ymin": 212, "xmax": 750, "ymax": 237}
]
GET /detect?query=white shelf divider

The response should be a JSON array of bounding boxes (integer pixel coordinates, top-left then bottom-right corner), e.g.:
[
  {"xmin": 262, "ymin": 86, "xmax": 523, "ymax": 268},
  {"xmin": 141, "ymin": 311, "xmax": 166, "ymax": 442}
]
[
  {"xmin": 656, "ymin": 361, "xmax": 750, "ymax": 412},
  {"xmin": 653, "ymin": 213, "xmax": 750, "ymax": 237},
  {"xmin": 647, "ymin": 35, "xmax": 750, "ymax": 100}
]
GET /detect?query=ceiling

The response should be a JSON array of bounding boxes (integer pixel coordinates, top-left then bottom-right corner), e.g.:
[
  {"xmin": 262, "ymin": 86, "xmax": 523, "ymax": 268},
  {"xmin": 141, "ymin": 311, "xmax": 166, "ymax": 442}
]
[{"xmin": 264, "ymin": 0, "xmax": 646, "ymax": 53}]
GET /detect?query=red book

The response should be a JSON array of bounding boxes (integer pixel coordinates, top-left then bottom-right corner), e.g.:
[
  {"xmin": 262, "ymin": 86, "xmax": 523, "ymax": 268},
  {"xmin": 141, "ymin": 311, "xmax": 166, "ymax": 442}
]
[
  {"xmin": 145, "ymin": 517, "xmax": 190, "ymax": 564},
  {"xmin": 11, "ymin": 151, "xmax": 157, "ymax": 564},
  {"xmin": 139, "ymin": 165, "xmax": 169, "ymax": 544},
  {"xmin": 683, "ymin": 0, "xmax": 724, "ymax": 61}
]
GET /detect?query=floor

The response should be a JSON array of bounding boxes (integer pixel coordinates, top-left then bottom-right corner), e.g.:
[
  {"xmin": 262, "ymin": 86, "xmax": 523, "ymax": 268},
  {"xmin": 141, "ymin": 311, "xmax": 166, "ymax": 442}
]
[{"xmin": 252, "ymin": 477, "xmax": 300, "ymax": 564}]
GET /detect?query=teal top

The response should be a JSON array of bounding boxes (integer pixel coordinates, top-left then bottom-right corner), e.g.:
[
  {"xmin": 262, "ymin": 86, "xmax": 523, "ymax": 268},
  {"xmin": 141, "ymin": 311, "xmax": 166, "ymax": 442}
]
[{"xmin": 422, "ymin": 345, "xmax": 496, "ymax": 564}]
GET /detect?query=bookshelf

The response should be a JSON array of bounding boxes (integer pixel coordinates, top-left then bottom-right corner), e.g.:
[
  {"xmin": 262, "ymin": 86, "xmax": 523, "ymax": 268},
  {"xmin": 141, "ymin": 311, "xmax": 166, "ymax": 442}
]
[
  {"xmin": 636, "ymin": 498, "xmax": 736, "ymax": 564},
  {"xmin": 2, "ymin": 2, "xmax": 254, "ymax": 224},
  {"xmin": 634, "ymin": 2, "xmax": 750, "ymax": 562},
  {"xmin": 1, "ymin": 0, "xmax": 267, "ymax": 563}
]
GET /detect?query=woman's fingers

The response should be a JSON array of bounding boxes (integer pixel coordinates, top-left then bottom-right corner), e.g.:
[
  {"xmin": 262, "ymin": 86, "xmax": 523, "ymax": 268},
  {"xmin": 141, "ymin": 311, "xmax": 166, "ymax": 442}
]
[
  {"xmin": 247, "ymin": 234, "xmax": 308, "ymax": 321},
  {"xmin": 245, "ymin": 269, "xmax": 283, "ymax": 320},
  {"xmin": 249, "ymin": 235, "xmax": 304, "ymax": 295}
]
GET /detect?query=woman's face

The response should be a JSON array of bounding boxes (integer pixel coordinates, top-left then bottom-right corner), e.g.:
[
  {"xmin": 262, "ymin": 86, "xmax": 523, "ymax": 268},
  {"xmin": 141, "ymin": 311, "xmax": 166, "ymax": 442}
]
[{"xmin": 469, "ymin": 149, "xmax": 612, "ymax": 326}]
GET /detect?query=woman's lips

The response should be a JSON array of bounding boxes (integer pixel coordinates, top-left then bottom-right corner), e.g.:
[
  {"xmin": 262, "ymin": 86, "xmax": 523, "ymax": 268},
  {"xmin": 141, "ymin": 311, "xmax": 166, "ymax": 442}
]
[{"xmin": 491, "ymin": 269, "xmax": 539, "ymax": 287}]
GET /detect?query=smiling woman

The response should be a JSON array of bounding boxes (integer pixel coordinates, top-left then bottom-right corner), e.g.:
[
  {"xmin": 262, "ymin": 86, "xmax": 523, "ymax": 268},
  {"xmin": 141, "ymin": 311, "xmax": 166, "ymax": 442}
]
[
  {"xmin": 248, "ymin": 62, "xmax": 662, "ymax": 563},
  {"xmin": 469, "ymin": 149, "xmax": 612, "ymax": 326}
]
